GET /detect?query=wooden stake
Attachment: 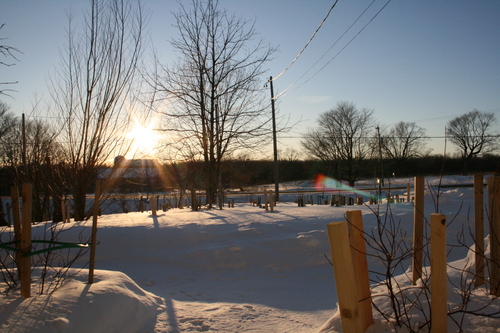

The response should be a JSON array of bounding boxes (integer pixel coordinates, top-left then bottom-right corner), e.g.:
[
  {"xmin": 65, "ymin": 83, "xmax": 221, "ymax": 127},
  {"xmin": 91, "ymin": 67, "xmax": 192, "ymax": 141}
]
[
  {"xmin": 88, "ymin": 180, "xmax": 101, "ymax": 284},
  {"xmin": 430, "ymin": 213, "xmax": 447, "ymax": 333},
  {"xmin": 10, "ymin": 186, "xmax": 21, "ymax": 274},
  {"xmin": 346, "ymin": 210, "xmax": 374, "ymax": 331},
  {"xmin": 6, "ymin": 202, "xmax": 11, "ymax": 226},
  {"xmin": 20, "ymin": 184, "xmax": 32, "ymax": 298},
  {"xmin": 191, "ymin": 189, "xmax": 197, "ymax": 211},
  {"xmin": 61, "ymin": 199, "xmax": 66, "ymax": 223},
  {"xmin": 264, "ymin": 190, "xmax": 268, "ymax": 211},
  {"xmin": 65, "ymin": 199, "xmax": 70, "ymax": 222},
  {"xmin": 412, "ymin": 176, "xmax": 425, "ymax": 285},
  {"xmin": 270, "ymin": 191, "xmax": 274, "ymax": 212},
  {"xmin": 327, "ymin": 222, "xmax": 364, "ymax": 333},
  {"xmin": 474, "ymin": 174, "xmax": 485, "ymax": 287},
  {"xmin": 488, "ymin": 176, "xmax": 500, "ymax": 296},
  {"xmin": 407, "ymin": 182, "xmax": 411, "ymax": 202},
  {"xmin": 152, "ymin": 195, "xmax": 157, "ymax": 215}
]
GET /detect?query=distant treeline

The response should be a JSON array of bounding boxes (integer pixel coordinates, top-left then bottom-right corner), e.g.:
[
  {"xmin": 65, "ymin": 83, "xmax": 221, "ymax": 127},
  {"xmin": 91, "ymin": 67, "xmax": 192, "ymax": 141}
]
[
  {"xmin": 1, "ymin": 154, "xmax": 499, "ymax": 197},
  {"xmin": 223, "ymin": 154, "xmax": 500, "ymax": 190}
]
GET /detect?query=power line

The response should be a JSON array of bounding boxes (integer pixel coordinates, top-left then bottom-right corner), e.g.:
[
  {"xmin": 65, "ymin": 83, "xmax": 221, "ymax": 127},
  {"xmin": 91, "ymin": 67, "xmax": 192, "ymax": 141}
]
[
  {"xmin": 409, "ymin": 108, "xmax": 500, "ymax": 123},
  {"xmin": 276, "ymin": 0, "xmax": 378, "ymax": 99},
  {"xmin": 278, "ymin": 0, "xmax": 393, "ymax": 99},
  {"xmin": 277, "ymin": 135, "xmax": 498, "ymax": 140},
  {"xmin": 272, "ymin": 0, "xmax": 340, "ymax": 82}
]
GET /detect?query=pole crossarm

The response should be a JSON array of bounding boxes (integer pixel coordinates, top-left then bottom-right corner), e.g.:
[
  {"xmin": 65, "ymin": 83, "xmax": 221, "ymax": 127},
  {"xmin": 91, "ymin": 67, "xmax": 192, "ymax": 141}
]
[{"xmin": 0, "ymin": 240, "xmax": 90, "ymax": 256}]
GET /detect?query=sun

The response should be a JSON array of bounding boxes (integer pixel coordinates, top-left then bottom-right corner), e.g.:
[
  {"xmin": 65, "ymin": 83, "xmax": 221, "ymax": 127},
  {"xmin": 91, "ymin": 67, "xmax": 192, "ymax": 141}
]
[{"xmin": 127, "ymin": 120, "xmax": 160, "ymax": 156}]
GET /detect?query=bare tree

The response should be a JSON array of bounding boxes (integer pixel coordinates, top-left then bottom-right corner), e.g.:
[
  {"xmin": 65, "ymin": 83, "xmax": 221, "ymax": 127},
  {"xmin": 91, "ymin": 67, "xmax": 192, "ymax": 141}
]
[
  {"xmin": 302, "ymin": 101, "xmax": 374, "ymax": 186},
  {"xmin": 0, "ymin": 102, "xmax": 16, "ymax": 139},
  {"xmin": 151, "ymin": 0, "xmax": 275, "ymax": 208},
  {"xmin": 1, "ymin": 117, "xmax": 65, "ymax": 222},
  {"xmin": 446, "ymin": 109, "xmax": 499, "ymax": 172},
  {"xmin": 279, "ymin": 148, "xmax": 301, "ymax": 162},
  {"xmin": 0, "ymin": 23, "xmax": 22, "ymax": 97},
  {"xmin": 382, "ymin": 121, "xmax": 431, "ymax": 174},
  {"xmin": 50, "ymin": 0, "xmax": 145, "ymax": 220}
]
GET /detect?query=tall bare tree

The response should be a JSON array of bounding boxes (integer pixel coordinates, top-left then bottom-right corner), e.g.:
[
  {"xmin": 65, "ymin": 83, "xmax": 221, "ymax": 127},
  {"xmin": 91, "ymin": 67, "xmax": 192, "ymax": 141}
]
[
  {"xmin": 0, "ymin": 102, "xmax": 15, "ymax": 139},
  {"xmin": 381, "ymin": 121, "xmax": 431, "ymax": 174},
  {"xmin": 0, "ymin": 103, "xmax": 65, "ymax": 222},
  {"xmin": 0, "ymin": 23, "xmax": 21, "ymax": 97},
  {"xmin": 446, "ymin": 109, "xmax": 499, "ymax": 172},
  {"xmin": 50, "ymin": 0, "xmax": 145, "ymax": 220},
  {"xmin": 152, "ymin": 0, "xmax": 275, "ymax": 208},
  {"xmin": 302, "ymin": 101, "xmax": 374, "ymax": 186}
]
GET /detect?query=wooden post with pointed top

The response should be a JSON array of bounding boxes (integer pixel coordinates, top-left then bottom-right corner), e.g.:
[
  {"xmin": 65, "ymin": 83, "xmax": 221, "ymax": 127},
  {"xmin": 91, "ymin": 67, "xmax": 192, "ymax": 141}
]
[
  {"xmin": 430, "ymin": 213, "xmax": 447, "ymax": 333},
  {"xmin": 488, "ymin": 176, "xmax": 500, "ymax": 296},
  {"xmin": 20, "ymin": 184, "xmax": 32, "ymax": 298},
  {"xmin": 412, "ymin": 176, "xmax": 425, "ymax": 285},
  {"xmin": 10, "ymin": 186, "xmax": 21, "ymax": 277},
  {"xmin": 89, "ymin": 180, "xmax": 101, "ymax": 284},
  {"xmin": 327, "ymin": 221, "xmax": 364, "ymax": 333},
  {"xmin": 474, "ymin": 174, "xmax": 485, "ymax": 287},
  {"xmin": 346, "ymin": 210, "xmax": 373, "ymax": 331}
]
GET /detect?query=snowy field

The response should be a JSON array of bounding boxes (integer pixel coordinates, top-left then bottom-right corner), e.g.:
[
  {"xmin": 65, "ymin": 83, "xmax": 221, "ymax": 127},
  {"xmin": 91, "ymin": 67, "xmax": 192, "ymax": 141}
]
[{"xmin": 1, "ymin": 175, "xmax": 500, "ymax": 332}]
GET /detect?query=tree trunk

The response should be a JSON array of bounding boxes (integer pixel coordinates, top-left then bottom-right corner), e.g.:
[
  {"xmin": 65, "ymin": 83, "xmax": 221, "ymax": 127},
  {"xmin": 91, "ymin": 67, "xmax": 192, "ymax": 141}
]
[{"xmin": 73, "ymin": 182, "xmax": 87, "ymax": 221}]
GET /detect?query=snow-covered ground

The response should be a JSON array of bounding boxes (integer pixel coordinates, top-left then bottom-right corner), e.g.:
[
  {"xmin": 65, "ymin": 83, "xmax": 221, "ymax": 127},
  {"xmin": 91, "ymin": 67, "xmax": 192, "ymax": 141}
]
[{"xmin": 1, "ymin": 175, "xmax": 500, "ymax": 332}]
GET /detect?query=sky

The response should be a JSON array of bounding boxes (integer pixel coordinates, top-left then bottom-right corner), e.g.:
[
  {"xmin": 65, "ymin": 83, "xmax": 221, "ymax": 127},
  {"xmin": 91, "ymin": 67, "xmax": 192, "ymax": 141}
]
[{"xmin": 1, "ymin": 0, "xmax": 500, "ymax": 158}]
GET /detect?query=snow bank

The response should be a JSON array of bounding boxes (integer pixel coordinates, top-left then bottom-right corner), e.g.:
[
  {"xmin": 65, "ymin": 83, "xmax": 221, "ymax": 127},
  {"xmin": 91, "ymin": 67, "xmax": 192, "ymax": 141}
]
[
  {"xmin": 0, "ymin": 269, "xmax": 161, "ymax": 333},
  {"xmin": 1, "ymin": 175, "xmax": 498, "ymax": 332}
]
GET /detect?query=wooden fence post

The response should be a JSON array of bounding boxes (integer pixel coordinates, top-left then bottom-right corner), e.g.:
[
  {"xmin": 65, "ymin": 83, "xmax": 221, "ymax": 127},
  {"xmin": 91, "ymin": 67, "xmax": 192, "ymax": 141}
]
[
  {"xmin": 61, "ymin": 199, "xmax": 66, "ymax": 222},
  {"xmin": 327, "ymin": 221, "xmax": 364, "ymax": 333},
  {"xmin": 346, "ymin": 210, "xmax": 374, "ymax": 331},
  {"xmin": 20, "ymin": 183, "xmax": 32, "ymax": 298},
  {"xmin": 89, "ymin": 180, "xmax": 100, "ymax": 284},
  {"xmin": 430, "ymin": 213, "xmax": 447, "ymax": 333},
  {"xmin": 407, "ymin": 182, "xmax": 411, "ymax": 202},
  {"xmin": 6, "ymin": 203, "xmax": 11, "ymax": 226},
  {"xmin": 65, "ymin": 199, "xmax": 70, "ymax": 222},
  {"xmin": 191, "ymin": 189, "xmax": 198, "ymax": 211},
  {"xmin": 488, "ymin": 176, "xmax": 500, "ymax": 296},
  {"xmin": 412, "ymin": 176, "xmax": 425, "ymax": 285},
  {"xmin": 10, "ymin": 186, "xmax": 21, "ymax": 279},
  {"xmin": 152, "ymin": 195, "xmax": 157, "ymax": 215},
  {"xmin": 264, "ymin": 190, "xmax": 269, "ymax": 211},
  {"xmin": 474, "ymin": 174, "xmax": 485, "ymax": 287},
  {"xmin": 270, "ymin": 191, "xmax": 274, "ymax": 212}
]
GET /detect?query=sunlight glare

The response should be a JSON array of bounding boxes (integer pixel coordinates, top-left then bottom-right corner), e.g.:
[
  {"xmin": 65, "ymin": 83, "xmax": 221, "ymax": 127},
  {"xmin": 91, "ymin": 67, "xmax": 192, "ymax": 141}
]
[{"xmin": 127, "ymin": 120, "xmax": 160, "ymax": 156}]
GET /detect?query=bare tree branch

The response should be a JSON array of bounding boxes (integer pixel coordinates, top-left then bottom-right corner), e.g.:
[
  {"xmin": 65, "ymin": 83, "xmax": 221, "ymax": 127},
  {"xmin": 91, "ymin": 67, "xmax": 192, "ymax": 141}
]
[
  {"xmin": 150, "ymin": 0, "xmax": 276, "ymax": 207},
  {"xmin": 49, "ymin": 0, "xmax": 146, "ymax": 220}
]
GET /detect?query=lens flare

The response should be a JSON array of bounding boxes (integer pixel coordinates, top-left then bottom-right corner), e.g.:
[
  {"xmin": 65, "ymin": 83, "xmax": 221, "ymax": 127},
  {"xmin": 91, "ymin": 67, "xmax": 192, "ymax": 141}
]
[{"xmin": 314, "ymin": 174, "xmax": 375, "ymax": 199}]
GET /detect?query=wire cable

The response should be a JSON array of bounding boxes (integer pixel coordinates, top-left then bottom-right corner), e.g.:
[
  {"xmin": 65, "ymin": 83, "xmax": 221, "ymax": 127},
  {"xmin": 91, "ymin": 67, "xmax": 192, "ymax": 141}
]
[
  {"xmin": 272, "ymin": 0, "xmax": 340, "ymax": 82},
  {"xmin": 275, "ymin": 0, "xmax": 377, "ymax": 99},
  {"xmin": 277, "ymin": 0, "xmax": 393, "ymax": 99}
]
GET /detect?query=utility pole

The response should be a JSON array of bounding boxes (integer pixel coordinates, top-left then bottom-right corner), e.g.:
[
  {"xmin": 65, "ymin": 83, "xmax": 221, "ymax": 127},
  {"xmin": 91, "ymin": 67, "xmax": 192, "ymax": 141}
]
[
  {"xmin": 269, "ymin": 76, "xmax": 279, "ymax": 202},
  {"xmin": 216, "ymin": 103, "xmax": 223, "ymax": 209}
]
